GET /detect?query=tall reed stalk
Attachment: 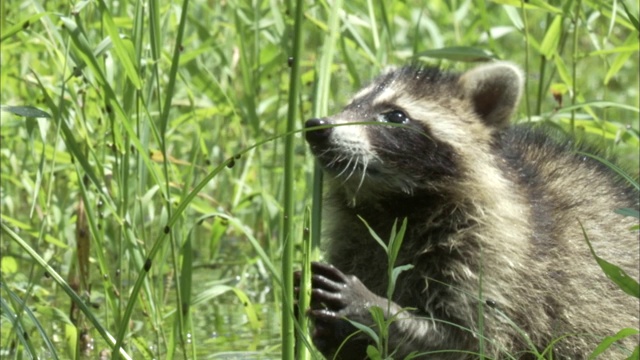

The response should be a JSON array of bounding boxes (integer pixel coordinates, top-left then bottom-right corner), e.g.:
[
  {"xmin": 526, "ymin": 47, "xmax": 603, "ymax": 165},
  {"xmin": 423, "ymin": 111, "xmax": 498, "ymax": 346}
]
[{"xmin": 282, "ymin": 0, "xmax": 305, "ymax": 358}]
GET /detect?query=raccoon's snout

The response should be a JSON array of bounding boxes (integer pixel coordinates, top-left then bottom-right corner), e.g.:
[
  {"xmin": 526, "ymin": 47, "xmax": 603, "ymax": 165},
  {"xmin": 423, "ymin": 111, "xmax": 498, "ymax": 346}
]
[{"xmin": 305, "ymin": 118, "xmax": 332, "ymax": 142}]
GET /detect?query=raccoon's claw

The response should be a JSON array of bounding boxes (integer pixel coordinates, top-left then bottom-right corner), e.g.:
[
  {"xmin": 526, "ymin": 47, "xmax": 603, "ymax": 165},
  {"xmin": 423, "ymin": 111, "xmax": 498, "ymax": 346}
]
[
  {"xmin": 310, "ymin": 288, "xmax": 345, "ymax": 309},
  {"xmin": 308, "ymin": 308, "xmax": 339, "ymax": 320},
  {"xmin": 310, "ymin": 262, "xmax": 349, "ymax": 284},
  {"xmin": 311, "ymin": 271, "xmax": 345, "ymax": 293}
]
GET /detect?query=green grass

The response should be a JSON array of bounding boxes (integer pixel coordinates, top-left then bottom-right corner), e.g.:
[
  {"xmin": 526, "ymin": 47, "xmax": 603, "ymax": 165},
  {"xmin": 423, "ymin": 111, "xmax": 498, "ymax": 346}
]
[{"xmin": 1, "ymin": 0, "xmax": 638, "ymax": 359}]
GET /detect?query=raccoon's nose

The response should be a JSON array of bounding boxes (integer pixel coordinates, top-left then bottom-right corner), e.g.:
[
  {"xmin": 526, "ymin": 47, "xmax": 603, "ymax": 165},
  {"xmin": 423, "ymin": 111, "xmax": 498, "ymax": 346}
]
[{"xmin": 305, "ymin": 118, "xmax": 332, "ymax": 142}]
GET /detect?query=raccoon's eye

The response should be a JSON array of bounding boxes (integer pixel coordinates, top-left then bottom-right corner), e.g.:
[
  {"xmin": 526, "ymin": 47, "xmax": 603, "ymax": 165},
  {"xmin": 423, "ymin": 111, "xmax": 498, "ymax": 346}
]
[{"xmin": 381, "ymin": 110, "xmax": 409, "ymax": 124}]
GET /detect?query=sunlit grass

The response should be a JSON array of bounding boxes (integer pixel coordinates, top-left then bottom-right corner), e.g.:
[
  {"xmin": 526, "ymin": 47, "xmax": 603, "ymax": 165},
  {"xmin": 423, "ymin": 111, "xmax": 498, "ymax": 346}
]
[{"xmin": 1, "ymin": 0, "xmax": 638, "ymax": 359}]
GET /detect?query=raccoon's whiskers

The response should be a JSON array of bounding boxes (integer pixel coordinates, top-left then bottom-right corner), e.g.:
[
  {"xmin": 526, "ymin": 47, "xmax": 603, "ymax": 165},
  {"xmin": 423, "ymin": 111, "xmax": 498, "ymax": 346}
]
[
  {"xmin": 321, "ymin": 148, "xmax": 337, "ymax": 165},
  {"xmin": 345, "ymin": 156, "xmax": 360, "ymax": 182},
  {"xmin": 337, "ymin": 157, "xmax": 358, "ymax": 188},
  {"xmin": 355, "ymin": 155, "xmax": 368, "ymax": 195},
  {"xmin": 336, "ymin": 155, "xmax": 354, "ymax": 179}
]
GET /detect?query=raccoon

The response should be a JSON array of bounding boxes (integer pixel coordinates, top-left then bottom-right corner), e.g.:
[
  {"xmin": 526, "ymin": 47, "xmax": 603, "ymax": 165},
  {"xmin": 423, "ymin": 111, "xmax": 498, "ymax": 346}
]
[{"xmin": 299, "ymin": 62, "xmax": 639, "ymax": 359}]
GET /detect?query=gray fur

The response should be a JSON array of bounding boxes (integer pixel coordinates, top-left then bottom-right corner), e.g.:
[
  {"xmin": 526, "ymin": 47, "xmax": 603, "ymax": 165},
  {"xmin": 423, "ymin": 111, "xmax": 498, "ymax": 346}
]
[{"xmin": 305, "ymin": 62, "xmax": 639, "ymax": 359}]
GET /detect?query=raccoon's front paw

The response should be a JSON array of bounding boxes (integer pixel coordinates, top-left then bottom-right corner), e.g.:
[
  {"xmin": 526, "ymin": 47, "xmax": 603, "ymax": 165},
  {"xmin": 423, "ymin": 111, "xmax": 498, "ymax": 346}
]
[
  {"xmin": 306, "ymin": 262, "xmax": 377, "ymax": 319},
  {"xmin": 298, "ymin": 262, "xmax": 382, "ymax": 358}
]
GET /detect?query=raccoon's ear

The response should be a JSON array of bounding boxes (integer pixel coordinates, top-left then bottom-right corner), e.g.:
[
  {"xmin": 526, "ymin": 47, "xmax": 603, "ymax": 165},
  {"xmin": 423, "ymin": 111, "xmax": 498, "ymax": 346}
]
[{"xmin": 458, "ymin": 62, "xmax": 523, "ymax": 128}]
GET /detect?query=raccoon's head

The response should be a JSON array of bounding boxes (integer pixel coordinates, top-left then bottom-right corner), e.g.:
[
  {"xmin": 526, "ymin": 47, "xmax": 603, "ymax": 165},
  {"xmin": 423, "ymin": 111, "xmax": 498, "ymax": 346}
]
[{"xmin": 305, "ymin": 62, "xmax": 523, "ymax": 202}]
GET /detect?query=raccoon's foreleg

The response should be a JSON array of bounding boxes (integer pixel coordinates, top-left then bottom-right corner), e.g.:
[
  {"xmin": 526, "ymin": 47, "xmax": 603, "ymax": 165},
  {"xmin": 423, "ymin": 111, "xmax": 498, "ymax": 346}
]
[{"xmin": 296, "ymin": 262, "xmax": 464, "ymax": 360}]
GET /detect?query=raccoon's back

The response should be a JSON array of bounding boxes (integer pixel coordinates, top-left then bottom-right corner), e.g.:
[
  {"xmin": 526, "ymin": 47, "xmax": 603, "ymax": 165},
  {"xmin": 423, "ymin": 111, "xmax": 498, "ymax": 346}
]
[
  {"xmin": 499, "ymin": 125, "xmax": 639, "ymax": 345},
  {"xmin": 499, "ymin": 125, "xmax": 638, "ymax": 228},
  {"xmin": 499, "ymin": 125, "xmax": 638, "ymax": 266}
]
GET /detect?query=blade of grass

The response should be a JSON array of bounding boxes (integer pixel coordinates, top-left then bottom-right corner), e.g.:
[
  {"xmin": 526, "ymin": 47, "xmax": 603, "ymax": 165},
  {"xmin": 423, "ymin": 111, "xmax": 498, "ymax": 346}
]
[
  {"xmin": 589, "ymin": 328, "xmax": 640, "ymax": 359},
  {"xmin": 1, "ymin": 222, "xmax": 133, "ymax": 360},
  {"xmin": 580, "ymin": 221, "xmax": 640, "ymax": 298},
  {"xmin": 570, "ymin": 0, "xmax": 582, "ymax": 135},
  {"xmin": 295, "ymin": 207, "xmax": 313, "ymax": 360},
  {"xmin": 1, "ymin": 283, "xmax": 44, "ymax": 358},
  {"xmin": 97, "ymin": 0, "xmax": 141, "ymax": 89}
]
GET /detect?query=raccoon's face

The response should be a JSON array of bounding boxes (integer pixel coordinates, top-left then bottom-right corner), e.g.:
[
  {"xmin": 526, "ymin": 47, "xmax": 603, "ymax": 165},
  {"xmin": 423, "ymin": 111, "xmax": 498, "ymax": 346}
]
[
  {"xmin": 305, "ymin": 62, "xmax": 523, "ymax": 200},
  {"xmin": 304, "ymin": 97, "xmax": 459, "ymax": 196}
]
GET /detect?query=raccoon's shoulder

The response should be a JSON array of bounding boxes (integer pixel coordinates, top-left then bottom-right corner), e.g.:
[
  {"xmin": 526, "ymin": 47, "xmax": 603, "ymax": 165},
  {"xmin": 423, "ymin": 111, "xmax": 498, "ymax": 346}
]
[{"xmin": 497, "ymin": 124, "xmax": 638, "ymax": 207}]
